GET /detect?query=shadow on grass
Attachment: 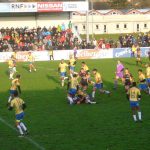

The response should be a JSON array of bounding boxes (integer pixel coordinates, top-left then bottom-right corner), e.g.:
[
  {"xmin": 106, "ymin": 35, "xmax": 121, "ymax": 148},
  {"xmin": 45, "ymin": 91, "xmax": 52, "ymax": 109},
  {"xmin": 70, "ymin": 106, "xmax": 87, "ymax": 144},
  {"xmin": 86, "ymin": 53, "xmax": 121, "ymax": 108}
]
[{"xmin": 46, "ymin": 74, "xmax": 60, "ymax": 85}]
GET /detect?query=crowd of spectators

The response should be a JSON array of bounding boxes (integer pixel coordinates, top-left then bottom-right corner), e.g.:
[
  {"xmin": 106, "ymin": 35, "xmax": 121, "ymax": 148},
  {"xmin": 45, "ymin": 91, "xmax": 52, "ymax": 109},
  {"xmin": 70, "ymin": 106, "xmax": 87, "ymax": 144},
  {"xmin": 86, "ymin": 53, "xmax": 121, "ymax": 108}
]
[
  {"xmin": 96, "ymin": 32, "xmax": 150, "ymax": 49},
  {"xmin": 0, "ymin": 24, "xmax": 150, "ymax": 52},
  {"xmin": 0, "ymin": 23, "xmax": 87, "ymax": 52}
]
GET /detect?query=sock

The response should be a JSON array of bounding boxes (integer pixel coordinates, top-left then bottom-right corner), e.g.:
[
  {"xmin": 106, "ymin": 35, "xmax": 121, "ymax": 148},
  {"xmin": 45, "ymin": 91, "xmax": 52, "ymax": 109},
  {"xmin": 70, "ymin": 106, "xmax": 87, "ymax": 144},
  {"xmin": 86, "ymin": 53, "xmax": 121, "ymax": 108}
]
[
  {"xmin": 114, "ymin": 80, "xmax": 118, "ymax": 89},
  {"xmin": 133, "ymin": 115, "xmax": 137, "ymax": 122},
  {"xmin": 20, "ymin": 122, "xmax": 27, "ymax": 131},
  {"xmin": 10, "ymin": 73, "xmax": 13, "ymax": 79},
  {"xmin": 70, "ymin": 73, "xmax": 73, "ymax": 78},
  {"xmin": 138, "ymin": 112, "xmax": 142, "ymax": 120},
  {"xmin": 17, "ymin": 125, "xmax": 24, "ymax": 135},
  {"xmin": 13, "ymin": 67, "xmax": 16, "ymax": 72},
  {"xmin": 92, "ymin": 91, "xmax": 95, "ymax": 98},
  {"xmin": 34, "ymin": 68, "xmax": 36, "ymax": 71},
  {"xmin": 67, "ymin": 96, "xmax": 73, "ymax": 105},
  {"xmin": 148, "ymin": 87, "xmax": 150, "ymax": 95},
  {"xmin": 62, "ymin": 80, "xmax": 64, "ymax": 87},
  {"xmin": 105, "ymin": 90, "xmax": 110, "ymax": 94},
  {"xmin": 64, "ymin": 77, "xmax": 68, "ymax": 80},
  {"xmin": 8, "ymin": 96, "xmax": 12, "ymax": 103}
]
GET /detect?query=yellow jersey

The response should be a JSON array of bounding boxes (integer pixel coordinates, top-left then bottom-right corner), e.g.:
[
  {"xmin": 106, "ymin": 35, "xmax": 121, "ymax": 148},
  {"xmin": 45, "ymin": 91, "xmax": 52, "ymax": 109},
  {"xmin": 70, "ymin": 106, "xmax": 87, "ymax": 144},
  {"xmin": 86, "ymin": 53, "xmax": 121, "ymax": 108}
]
[
  {"xmin": 28, "ymin": 55, "xmax": 34, "ymax": 62},
  {"xmin": 94, "ymin": 72, "xmax": 102, "ymax": 84},
  {"xmin": 8, "ymin": 60, "xmax": 14, "ymax": 68},
  {"xmin": 49, "ymin": 50, "xmax": 53, "ymax": 55},
  {"xmin": 59, "ymin": 63, "xmax": 68, "ymax": 73},
  {"xmin": 10, "ymin": 97, "xmax": 24, "ymax": 114},
  {"xmin": 69, "ymin": 58, "xmax": 76, "ymax": 67},
  {"xmin": 139, "ymin": 73, "xmax": 146, "ymax": 82},
  {"xmin": 78, "ymin": 90, "xmax": 87, "ymax": 97},
  {"xmin": 10, "ymin": 78, "xmax": 20, "ymax": 90},
  {"xmin": 70, "ymin": 78, "xmax": 78, "ymax": 89},
  {"xmin": 146, "ymin": 67, "xmax": 150, "ymax": 78},
  {"xmin": 132, "ymin": 45, "xmax": 137, "ymax": 52},
  {"xmin": 13, "ymin": 52, "xmax": 17, "ymax": 59},
  {"xmin": 128, "ymin": 87, "xmax": 141, "ymax": 101},
  {"xmin": 82, "ymin": 65, "xmax": 89, "ymax": 72}
]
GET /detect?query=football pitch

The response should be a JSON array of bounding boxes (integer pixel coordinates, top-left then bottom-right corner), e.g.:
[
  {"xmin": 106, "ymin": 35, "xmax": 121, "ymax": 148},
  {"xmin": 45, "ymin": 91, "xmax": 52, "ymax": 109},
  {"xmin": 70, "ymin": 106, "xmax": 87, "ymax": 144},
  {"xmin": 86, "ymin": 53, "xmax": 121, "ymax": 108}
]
[{"xmin": 0, "ymin": 58, "xmax": 150, "ymax": 150}]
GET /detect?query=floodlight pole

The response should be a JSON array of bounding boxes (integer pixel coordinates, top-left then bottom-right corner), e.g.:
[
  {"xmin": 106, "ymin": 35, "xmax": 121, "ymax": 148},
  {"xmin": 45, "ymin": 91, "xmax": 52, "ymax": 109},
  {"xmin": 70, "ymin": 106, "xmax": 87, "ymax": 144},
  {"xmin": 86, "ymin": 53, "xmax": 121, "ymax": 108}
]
[{"xmin": 86, "ymin": 0, "xmax": 89, "ymax": 43}]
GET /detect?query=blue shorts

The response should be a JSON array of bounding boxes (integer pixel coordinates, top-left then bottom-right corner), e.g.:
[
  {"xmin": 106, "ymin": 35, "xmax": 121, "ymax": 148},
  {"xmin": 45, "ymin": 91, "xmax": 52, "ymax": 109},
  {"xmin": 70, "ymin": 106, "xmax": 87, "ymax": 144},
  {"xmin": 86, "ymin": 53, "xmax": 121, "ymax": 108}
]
[
  {"xmin": 60, "ymin": 72, "xmax": 66, "ymax": 77},
  {"xmin": 10, "ymin": 90, "xmax": 17, "ymax": 95},
  {"xmin": 29, "ymin": 62, "xmax": 33, "ymax": 65},
  {"xmin": 130, "ymin": 101, "xmax": 139, "ymax": 108},
  {"xmin": 70, "ymin": 66, "xmax": 75, "ymax": 71},
  {"xmin": 138, "ymin": 83, "xmax": 147, "ymax": 90},
  {"xmin": 94, "ymin": 83, "xmax": 103, "ymax": 89},
  {"xmin": 69, "ymin": 88, "xmax": 77, "ymax": 95},
  {"xmin": 146, "ymin": 78, "xmax": 150, "ymax": 84},
  {"xmin": 16, "ymin": 112, "xmax": 24, "ymax": 121}
]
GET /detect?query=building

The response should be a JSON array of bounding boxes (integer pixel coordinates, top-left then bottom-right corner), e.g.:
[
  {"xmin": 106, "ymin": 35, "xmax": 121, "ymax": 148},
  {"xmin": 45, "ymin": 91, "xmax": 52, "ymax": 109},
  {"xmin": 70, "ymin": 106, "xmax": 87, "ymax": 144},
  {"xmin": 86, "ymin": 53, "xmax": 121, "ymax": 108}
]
[{"xmin": 71, "ymin": 9, "xmax": 150, "ymax": 34}]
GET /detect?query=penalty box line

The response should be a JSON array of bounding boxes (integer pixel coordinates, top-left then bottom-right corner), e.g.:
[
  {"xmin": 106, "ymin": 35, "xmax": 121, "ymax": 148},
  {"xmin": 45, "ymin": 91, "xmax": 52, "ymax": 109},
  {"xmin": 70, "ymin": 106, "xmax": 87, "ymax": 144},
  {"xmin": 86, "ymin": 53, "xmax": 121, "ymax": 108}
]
[{"xmin": 0, "ymin": 117, "xmax": 45, "ymax": 150}]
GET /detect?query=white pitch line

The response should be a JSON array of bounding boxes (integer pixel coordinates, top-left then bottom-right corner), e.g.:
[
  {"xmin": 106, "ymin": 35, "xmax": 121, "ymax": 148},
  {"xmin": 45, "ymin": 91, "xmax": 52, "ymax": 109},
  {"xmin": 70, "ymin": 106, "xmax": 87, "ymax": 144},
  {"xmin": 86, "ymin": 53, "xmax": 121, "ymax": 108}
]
[{"xmin": 0, "ymin": 117, "xmax": 45, "ymax": 150}]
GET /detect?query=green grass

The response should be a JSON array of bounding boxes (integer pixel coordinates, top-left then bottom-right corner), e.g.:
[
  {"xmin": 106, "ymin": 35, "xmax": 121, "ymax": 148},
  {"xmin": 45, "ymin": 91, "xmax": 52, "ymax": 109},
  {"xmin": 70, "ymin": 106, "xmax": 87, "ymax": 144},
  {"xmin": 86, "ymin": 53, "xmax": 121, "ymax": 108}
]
[
  {"xmin": 0, "ymin": 58, "xmax": 150, "ymax": 150},
  {"xmin": 81, "ymin": 33, "xmax": 141, "ymax": 41}
]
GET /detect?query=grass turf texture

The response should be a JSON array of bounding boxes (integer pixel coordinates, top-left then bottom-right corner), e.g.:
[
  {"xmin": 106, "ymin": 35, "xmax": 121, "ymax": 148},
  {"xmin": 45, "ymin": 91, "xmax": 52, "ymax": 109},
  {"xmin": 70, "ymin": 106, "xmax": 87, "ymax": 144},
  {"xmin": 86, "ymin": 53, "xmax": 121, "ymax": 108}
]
[
  {"xmin": 81, "ymin": 33, "xmax": 141, "ymax": 41},
  {"xmin": 0, "ymin": 58, "xmax": 150, "ymax": 150}
]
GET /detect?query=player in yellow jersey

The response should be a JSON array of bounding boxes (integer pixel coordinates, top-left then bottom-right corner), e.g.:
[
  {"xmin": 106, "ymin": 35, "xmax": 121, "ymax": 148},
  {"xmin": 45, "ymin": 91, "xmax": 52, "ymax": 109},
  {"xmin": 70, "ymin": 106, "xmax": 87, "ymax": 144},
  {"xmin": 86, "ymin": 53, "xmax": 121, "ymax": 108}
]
[
  {"xmin": 68, "ymin": 74, "xmax": 79, "ymax": 95},
  {"xmin": 67, "ymin": 74, "xmax": 79, "ymax": 104},
  {"xmin": 8, "ymin": 91, "xmax": 28, "ymax": 137},
  {"xmin": 69, "ymin": 55, "xmax": 76, "ymax": 78},
  {"xmin": 146, "ymin": 64, "xmax": 150, "ymax": 94},
  {"xmin": 81, "ymin": 62, "xmax": 89, "ymax": 72},
  {"xmin": 8, "ymin": 56, "xmax": 15, "ymax": 79},
  {"xmin": 136, "ymin": 47, "xmax": 142, "ymax": 66},
  {"xmin": 27, "ymin": 52, "xmax": 36, "ymax": 72},
  {"xmin": 58, "ymin": 59, "xmax": 68, "ymax": 87},
  {"xmin": 127, "ymin": 82, "xmax": 142, "ymax": 122},
  {"xmin": 138, "ymin": 69, "xmax": 148, "ymax": 92},
  {"xmin": 92, "ymin": 69, "xmax": 110, "ymax": 99},
  {"xmin": 8, "ymin": 74, "xmax": 21, "ymax": 103},
  {"xmin": 49, "ymin": 49, "xmax": 54, "ymax": 61}
]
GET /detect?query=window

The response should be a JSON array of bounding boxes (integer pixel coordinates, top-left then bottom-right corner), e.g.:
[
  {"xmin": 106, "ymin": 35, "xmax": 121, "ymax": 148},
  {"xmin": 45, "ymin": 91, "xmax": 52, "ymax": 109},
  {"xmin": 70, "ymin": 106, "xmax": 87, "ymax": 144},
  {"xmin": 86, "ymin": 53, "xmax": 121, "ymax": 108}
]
[
  {"xmin": 144, "ymin": 24, "xmax": 147, "ymax": 28},
  {"xmin": 137, "ymin": 24, "xmax": 139, "ymax": 31},
  {"xmin": 96, "ymin": 25, "xmax": 99, "ymax": 30},
  {"xmin": 124, "ymin": 24, "xmax": 127, "ymax": 29},
  {"xmin": 116, "ymin": 24, "xmax": 119, "ymax": 29},
  {"xmin": 104, "ymin": 25, "xmax": 106, "ymax": 33},
  {"xmin": 83, "ymin": 25, "xmax": 86, "ymax": 30},
  {"xmin": 75, "ymin": 26, "xmax": 78, "ymax": 30},
  {"xmin": 112, "ymin": 12, "xmax": 116, "ymax": 15}
]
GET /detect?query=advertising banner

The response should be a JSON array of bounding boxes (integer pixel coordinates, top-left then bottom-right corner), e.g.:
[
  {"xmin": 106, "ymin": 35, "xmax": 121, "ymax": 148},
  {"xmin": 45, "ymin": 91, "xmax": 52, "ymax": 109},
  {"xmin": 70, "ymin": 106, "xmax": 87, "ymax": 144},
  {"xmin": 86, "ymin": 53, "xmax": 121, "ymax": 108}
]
[
  {"xmin": 113, "ymin": 48, "xmax": 131, "ymax": 58},
  {"xmin": 0, "ymin": 51, "xmax": 49, "ymax": 62},
  {"xmin": 37, "ymin": 2, "xmax": 63, "ymax": 12},
  {"xmin": 9, "ymin": 2, "xmax": 37, "ymax": 12},
  {"xmin": 113, "ymin": 47, "xmax": 150, "ymax": 58},
  {"xmin": 63, "ymin": 2, "xmax": 89, "ymax": 12},
  {"xmin": 77, "ymin": 49, "xmax": 113, "ymax": 59},
  {"xmin": 0, "ymin": 3, "xmax": 10, "ymax": 13},
  {"xmin": 140, "ymin": 47, "xmax": 150, "ymax": 57},
  {"xmin": 0, "ymin": 48, "xmax": 149, "ymax": 63}
]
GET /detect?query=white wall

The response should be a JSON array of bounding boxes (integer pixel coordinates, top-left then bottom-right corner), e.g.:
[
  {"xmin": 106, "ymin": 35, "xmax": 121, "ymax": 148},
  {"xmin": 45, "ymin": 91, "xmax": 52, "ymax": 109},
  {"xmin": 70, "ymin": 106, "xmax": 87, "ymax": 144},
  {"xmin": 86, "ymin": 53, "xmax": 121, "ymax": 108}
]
[
  {"xmin": 71, "ymin": 14, "xmax": 150, "ymax": 34},
  {"xmin": 0, "ymin": 16, "xmax": 36, "ymax": 28},
  {"xmin": 0, "ymin": 12, "xmax": 149, "ymax": 35}
]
